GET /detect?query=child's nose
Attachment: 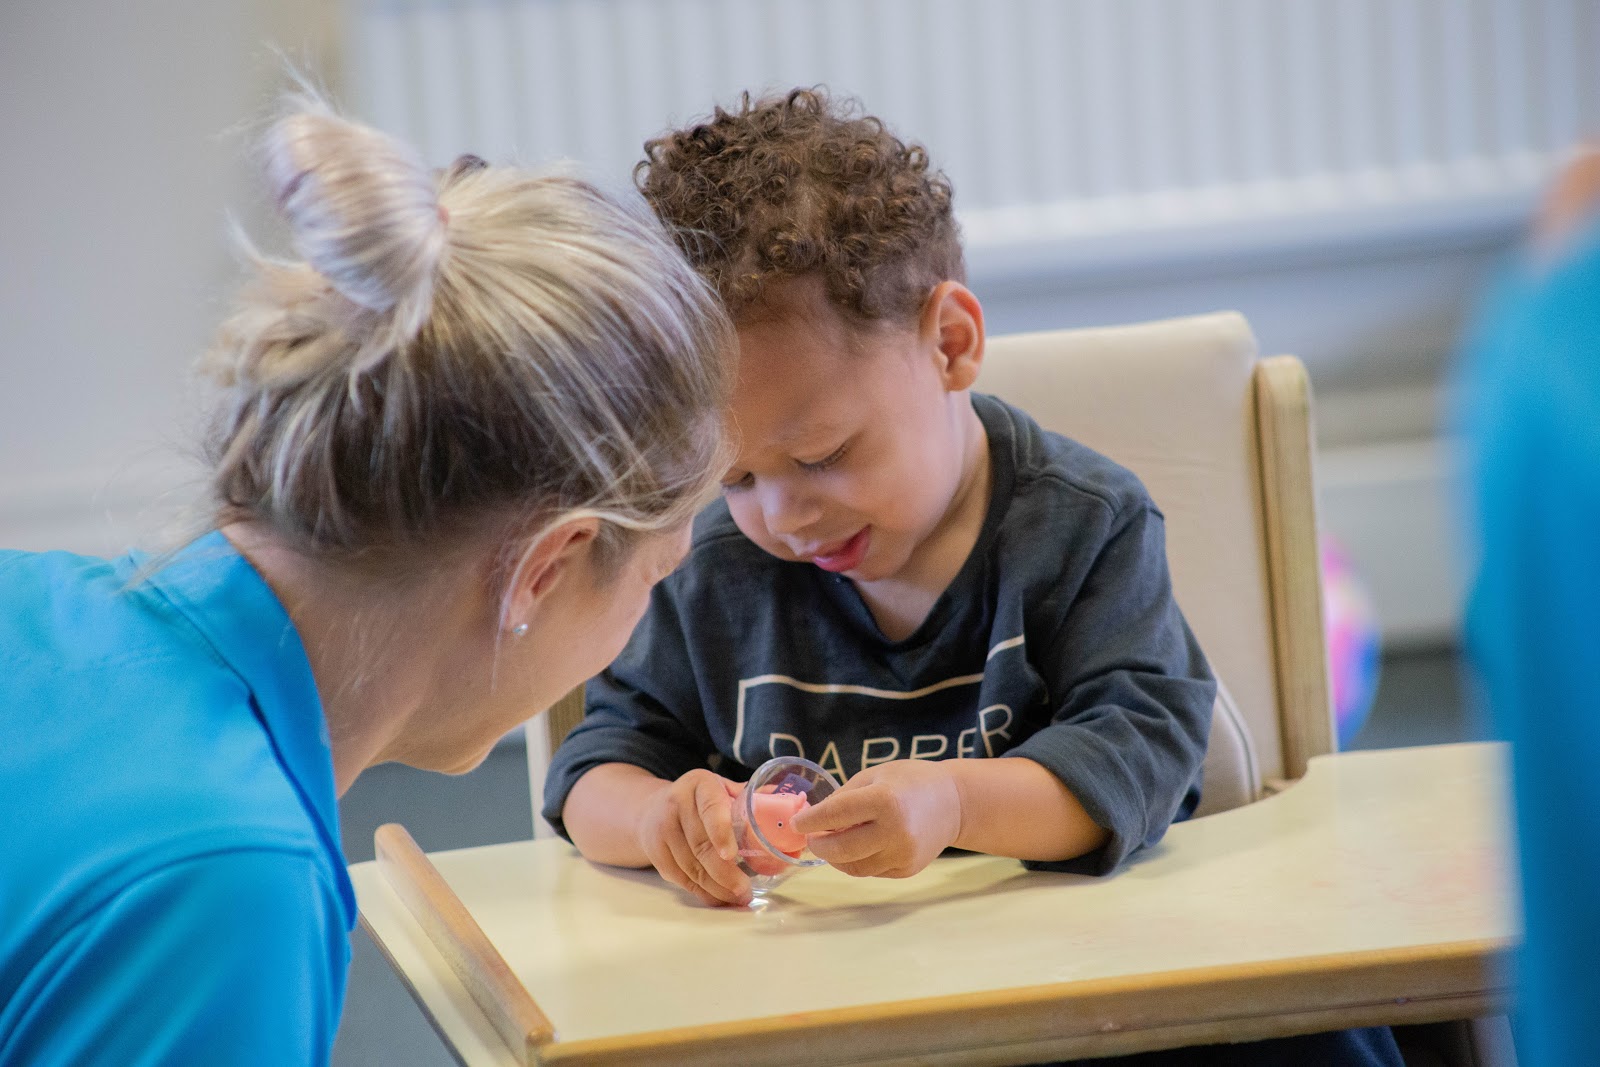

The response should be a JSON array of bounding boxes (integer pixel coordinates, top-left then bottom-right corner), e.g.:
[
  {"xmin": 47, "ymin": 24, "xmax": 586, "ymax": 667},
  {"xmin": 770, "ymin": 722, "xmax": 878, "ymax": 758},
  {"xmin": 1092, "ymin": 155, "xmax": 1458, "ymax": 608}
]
[{"xmin": 757, "ymin": 478, "xmax": 822, "ymax": 537}]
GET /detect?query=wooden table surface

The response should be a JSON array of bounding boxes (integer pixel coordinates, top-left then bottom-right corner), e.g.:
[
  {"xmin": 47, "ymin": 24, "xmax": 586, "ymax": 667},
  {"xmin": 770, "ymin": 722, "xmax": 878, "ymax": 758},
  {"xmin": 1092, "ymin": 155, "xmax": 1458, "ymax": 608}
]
[{"xmin": 350, "ymin": 742, "xmax": 1517, "ymax": 1066}]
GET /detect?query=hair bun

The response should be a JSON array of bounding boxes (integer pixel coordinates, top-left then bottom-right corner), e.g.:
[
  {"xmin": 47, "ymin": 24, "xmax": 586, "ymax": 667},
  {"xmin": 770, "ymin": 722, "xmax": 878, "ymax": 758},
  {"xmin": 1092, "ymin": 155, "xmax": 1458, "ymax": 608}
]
[{"xmin": 264, "ymin": 101, "xmax": 446, "ymax": 345}]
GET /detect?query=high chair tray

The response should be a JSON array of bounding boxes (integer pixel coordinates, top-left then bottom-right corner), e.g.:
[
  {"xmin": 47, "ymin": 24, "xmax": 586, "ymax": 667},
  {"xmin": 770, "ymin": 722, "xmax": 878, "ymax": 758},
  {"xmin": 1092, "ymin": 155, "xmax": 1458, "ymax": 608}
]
[{"xmin": 350, "ymin": 742, "xmax": 1515, "ymax": 1066}]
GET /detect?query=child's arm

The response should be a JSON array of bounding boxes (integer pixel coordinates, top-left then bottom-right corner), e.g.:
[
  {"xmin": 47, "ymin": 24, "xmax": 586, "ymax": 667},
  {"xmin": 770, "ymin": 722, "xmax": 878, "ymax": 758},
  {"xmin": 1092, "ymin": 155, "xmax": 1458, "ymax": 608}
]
[
  {"xmin": 564, "ymin": 762, "xmax": 752, "ymax": 907},
  {"xmin": 999, "ymin": 501, "xmax": 1213, "ymax": 874},
  {"xmin": 543, "ymin": 574, "xmax": 761, "ymax": 906},
  {"xmin": 791, "ymin": 756, "xmax": 1107, "ymax": 878}
]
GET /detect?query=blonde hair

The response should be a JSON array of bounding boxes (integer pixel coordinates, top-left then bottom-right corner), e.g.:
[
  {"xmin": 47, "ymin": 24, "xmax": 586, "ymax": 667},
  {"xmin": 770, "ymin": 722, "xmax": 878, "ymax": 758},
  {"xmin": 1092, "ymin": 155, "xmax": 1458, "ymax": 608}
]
[{"xmin": 203, "ymin": 98, "xmax": 732, "ymax": 587}]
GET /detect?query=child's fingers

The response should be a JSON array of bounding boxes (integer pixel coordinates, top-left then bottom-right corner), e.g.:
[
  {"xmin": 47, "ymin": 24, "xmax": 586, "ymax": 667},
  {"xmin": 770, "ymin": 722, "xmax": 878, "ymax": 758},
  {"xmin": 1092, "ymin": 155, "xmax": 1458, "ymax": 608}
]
[
  {"xmin": 675, "ymin": 798, "xmax": 751, "ymax": 901},
  {"xmin": 683, "ymin": 783, "xmax": 744, "ymax": 883},
  {"xmin": 681, "ymin": 820, "xmax": 750, "ymax": 902},
  {"xmin": 659, "ymin": 856, "xmax": 737, "ymax": 908},
  {"xmin": 645, "ymin": 839, "xmax": 704, "ymax": 900},
  {"xmin": 790, "ymin": 787, "xmax": 879, "ymax": 835},
  {"xmin": 804, "ymin": 822, "xmax": 885, "ymax": 867},
  {"xmin": 829, "ymin": 856, "xmax": 896, "ymax": 879},
  {"xmin": 663, "ymin": 828, "xmax": 746, "ymax": 906},
  {"xmin": 694, "ymin": 776, "xmax": 740, "ymax": 862}
]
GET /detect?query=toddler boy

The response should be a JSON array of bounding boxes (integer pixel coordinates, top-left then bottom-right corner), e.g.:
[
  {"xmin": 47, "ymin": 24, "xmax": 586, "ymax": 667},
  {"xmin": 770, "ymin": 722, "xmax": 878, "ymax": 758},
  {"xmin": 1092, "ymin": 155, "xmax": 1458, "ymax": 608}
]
[
  {"xmin": 546, "ymin": 89, "xmax": 1212, "ymax": 901},
  {"xmin": 545, "ymin": 91, "xmax": 1397, "ymax": 1065}
]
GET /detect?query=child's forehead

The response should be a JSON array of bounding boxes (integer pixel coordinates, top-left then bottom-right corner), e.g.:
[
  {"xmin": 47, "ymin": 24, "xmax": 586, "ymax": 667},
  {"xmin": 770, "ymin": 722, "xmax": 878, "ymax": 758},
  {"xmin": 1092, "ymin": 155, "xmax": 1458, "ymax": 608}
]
[
  {"xmin": 735, "ymin": 274, "xmax": 916, "ymax": 344},
  {"xmin": 728, "ymin": 348, "xmax": 865, "ymax": 455},
  {"xmin": 737, "ymin": 281, "xmax": 853, "ymax": 343},
  {"xmin": 735, "ymin": 297, "xmax": 915, "ymax": 377},
  {"xmin": 729, "ymin": 276, "xmax": 923, "ymax": 444},
  {"xmin": 760, "ymin": 410, "xmax": 855, "ymax": 448}
]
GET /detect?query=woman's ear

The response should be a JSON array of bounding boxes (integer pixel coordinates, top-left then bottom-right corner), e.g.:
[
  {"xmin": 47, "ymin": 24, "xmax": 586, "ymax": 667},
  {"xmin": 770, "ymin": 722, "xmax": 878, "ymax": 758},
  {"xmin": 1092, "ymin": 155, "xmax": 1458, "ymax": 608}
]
[
  {"xmin": 920, "ymin": 281, "xmax": 986, "ymax": 392},
  {"xmin": 497, "ymin": 517, "xmax": 600, "ymax": 636}
]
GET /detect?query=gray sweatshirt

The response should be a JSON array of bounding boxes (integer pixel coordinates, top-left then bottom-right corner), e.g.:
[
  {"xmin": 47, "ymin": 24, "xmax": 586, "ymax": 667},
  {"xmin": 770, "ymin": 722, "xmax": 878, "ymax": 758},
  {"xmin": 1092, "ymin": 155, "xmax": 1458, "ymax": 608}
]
[{"xmin": 544, "ymin": 393, "xmax": 1215, "ymax": 875}]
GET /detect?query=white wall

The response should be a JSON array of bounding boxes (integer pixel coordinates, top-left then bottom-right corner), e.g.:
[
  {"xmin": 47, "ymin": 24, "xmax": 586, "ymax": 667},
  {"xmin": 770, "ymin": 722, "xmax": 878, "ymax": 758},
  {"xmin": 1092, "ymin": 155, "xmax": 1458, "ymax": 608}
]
[
  {"xmin": 0, "ymin": 0, "xmax": 1577, "ymax": 647},
  {"xmin": 0, "ymin": 0, "xmax": 338, "ymax": 555},
  {"xmin": 343, "ymin": 0, "xmax": 1591, "ymax": 646}
]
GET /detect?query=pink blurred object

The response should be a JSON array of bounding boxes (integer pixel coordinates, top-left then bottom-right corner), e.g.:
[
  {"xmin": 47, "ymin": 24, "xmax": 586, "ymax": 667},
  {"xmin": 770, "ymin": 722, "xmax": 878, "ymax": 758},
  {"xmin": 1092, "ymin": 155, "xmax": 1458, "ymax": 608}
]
[
  {"xmin": 749, "ymin": 791, "xmax": 809, "ymax": 855},
  {"xmin": 1321, "ymin": 533, "xmax": 1382, "ymax": 747}
]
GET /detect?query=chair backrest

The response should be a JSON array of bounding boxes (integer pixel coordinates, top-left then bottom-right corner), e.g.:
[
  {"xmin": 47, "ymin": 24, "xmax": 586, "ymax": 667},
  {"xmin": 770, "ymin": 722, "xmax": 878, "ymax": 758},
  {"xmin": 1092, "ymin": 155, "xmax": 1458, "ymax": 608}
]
[
  {"xmin": 528, "ymin": 688, "xmax": 585, "ymax": 838},
  {"xmin": 528, "ymin": 311, "xmax": 1335, "ymax": 833},
  {"xmin": 977, "ymin": 312, "xmax": 1335, "ymax": 813}
]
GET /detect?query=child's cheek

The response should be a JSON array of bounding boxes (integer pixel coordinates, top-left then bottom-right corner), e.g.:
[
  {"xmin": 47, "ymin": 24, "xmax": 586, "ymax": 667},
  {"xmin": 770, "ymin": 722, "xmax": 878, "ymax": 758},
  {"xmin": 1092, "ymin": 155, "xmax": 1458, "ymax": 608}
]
[{"xmin": 726, "ymin": 497, "xmax": 782, "ymax": 557}]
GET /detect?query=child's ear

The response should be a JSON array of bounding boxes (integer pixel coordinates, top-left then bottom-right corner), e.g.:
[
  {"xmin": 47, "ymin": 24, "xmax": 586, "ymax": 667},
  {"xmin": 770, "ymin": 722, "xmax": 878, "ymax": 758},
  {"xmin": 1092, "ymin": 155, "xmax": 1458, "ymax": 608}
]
[
  {"xmin": 920, "ymin": 281, "xmax": 986, "ymax": 392},
  {"xmin": 497, "ymin": 517, "xmax": 600, "ymax": 637}
]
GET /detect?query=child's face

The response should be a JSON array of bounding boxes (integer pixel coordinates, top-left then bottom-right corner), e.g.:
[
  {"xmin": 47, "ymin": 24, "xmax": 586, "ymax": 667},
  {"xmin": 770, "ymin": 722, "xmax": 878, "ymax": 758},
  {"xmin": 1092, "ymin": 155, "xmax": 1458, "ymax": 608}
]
[{"xmin": 721, "ymin": 278, "xmax": 983, "ymax": 585}]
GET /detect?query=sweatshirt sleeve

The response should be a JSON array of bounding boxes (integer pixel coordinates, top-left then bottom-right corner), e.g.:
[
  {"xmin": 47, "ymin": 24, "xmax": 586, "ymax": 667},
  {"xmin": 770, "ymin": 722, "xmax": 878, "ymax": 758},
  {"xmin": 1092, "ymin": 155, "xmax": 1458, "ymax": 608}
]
[
  {"xmin": 1006, "ymin": 501, "xmax": 1215, "ymax": 875},
  {"xmin": 540, "ymin": 579, "xmax": 718, "ymax": 839}
]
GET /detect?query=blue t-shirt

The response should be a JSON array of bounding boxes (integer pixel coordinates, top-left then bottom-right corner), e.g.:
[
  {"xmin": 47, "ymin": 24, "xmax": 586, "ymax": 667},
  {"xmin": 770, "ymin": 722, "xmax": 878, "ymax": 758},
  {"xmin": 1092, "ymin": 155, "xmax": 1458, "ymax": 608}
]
[
  {"xmin": 0, "ymin": 532, "xmax": 354, "ymax": 1065},
  {"xmin": 1456, "ymin": 224, "xmax": 1600, "ymax": 1067}
]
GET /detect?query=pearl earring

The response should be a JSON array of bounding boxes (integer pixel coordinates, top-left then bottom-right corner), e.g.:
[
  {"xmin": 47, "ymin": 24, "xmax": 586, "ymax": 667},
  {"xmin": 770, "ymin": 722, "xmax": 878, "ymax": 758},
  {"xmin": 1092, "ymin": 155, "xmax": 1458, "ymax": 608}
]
[{"xmin": 511, "ymin": 623, "xmax": 529, "ymax": 637}]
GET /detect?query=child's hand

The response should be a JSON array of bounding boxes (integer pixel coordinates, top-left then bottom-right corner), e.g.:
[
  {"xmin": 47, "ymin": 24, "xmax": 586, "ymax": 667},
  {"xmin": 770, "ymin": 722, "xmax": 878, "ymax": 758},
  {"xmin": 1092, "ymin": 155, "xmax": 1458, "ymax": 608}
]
[
  {"xmin": 790, "ymin": 760, "xmax": 962, "ymax": 879},
  {"xmin": 635, "ymin": 769, "xmax": 752, "ymax": 907}
]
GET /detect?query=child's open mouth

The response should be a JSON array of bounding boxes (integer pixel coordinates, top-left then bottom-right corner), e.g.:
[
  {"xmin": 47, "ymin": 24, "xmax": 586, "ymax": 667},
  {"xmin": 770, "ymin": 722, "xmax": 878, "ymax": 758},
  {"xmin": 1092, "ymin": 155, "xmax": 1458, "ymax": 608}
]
[{"xmin": 811, "ymin": 527, "xmax": 870, "ymax": 573}]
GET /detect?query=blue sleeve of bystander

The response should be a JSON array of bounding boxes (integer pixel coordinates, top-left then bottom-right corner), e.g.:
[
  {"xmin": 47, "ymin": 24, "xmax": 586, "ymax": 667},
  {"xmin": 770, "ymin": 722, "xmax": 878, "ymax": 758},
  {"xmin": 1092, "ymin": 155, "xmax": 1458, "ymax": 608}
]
[{"xmin": 1458, "ymin": 223, "xmax": 1600, "ymax": 1067}]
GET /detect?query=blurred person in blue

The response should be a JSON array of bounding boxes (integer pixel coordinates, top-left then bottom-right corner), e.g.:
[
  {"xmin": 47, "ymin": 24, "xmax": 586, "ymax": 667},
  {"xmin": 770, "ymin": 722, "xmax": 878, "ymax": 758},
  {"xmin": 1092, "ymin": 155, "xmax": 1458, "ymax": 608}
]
[
  {"xmin": 0, "ymin": 98, "xmax": 732, "ymax": 1064},
  {"xmin": 1457, "ymin": 150, "xmax": 1600, "ymax": 1066}
]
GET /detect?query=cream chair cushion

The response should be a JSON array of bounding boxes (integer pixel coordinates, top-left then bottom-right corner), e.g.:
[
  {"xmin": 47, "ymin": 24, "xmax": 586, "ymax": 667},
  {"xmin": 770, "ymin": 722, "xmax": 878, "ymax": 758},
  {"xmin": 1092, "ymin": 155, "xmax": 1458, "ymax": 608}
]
[{"xmin": 979, "ymin": 312, "xmax": 1282, "ymax": 810}]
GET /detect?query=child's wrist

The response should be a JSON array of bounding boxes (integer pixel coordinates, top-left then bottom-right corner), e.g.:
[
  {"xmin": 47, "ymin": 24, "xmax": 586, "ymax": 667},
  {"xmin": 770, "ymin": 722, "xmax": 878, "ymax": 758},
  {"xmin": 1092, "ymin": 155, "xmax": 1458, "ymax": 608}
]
[
  {"xmin": 631, "ymin": 775, "xmax": 679, "ymax": 851},
  {"xmin": 941, "ymin": 760, "xmax": 973, "ymax": 852}
]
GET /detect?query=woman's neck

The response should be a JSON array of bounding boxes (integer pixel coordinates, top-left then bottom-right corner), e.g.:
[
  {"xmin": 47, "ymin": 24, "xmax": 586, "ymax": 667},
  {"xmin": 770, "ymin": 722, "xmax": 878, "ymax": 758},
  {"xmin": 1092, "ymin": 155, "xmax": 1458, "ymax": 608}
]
[{"xmin": 220, "ymin": 523, "xmax": 448, "ymax": 795}]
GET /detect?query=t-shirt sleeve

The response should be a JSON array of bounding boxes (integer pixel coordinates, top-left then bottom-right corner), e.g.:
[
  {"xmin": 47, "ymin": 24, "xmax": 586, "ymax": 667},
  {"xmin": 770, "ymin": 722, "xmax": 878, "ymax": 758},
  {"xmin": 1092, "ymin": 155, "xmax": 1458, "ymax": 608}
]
[
  {"xmin": 7, "ymin": 849, "xmax": 348, "ymax": 1067},
  {"xmin": 1007, "ymin": 501, "xmax": 1215, "ymax": 876},
  {"xmin": 541, "ymin": 581, "xmax": 717, "ymax": 838}
]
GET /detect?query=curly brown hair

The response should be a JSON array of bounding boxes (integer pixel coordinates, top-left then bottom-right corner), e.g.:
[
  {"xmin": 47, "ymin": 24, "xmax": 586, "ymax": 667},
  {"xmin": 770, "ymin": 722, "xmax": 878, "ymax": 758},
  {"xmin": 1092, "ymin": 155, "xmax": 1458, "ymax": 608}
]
[{"xmin": 636, "ymin": 88, "xmax": 964, "ymax": 324}]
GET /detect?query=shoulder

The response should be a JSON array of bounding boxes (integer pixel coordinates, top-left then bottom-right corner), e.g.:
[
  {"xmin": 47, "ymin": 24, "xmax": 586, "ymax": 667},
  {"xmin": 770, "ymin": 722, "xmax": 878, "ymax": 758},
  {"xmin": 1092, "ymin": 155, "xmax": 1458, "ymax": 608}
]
[
  {"xmin": 975, "ymin": 393, "xmax": 1159, "ymax": 526},
  {"xmin": 0, "ymin": 552, "xmax": 335, "ymax": 938},
  {"xmin": 0, "ymin": 546, "xmax": 219, "ymax": 677},
  {"xmin": 0, "ymin": 548, "xmax": 130, "ymax": 633},
  {"xmin": 5, "ymin": 724, "xmax": 338, "ymax": 943},
  {"xmin": 8, "ymin": 849, "xmax": 347, "ymax": 1066},
  {"xmin": 105, "ymin": 847, "xmax": 344, "ymax": 933}
]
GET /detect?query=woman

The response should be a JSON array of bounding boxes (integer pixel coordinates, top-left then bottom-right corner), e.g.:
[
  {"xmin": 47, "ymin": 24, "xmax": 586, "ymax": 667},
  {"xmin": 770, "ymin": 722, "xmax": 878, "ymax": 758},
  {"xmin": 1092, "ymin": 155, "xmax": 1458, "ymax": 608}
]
[
  {"xmin": 1458, "ymin": 151, "xmax": 1600, "ymax": 1067},
  {"xmin": 0, "ymin": 98, "xmax": 731, "ymax": 1065}
]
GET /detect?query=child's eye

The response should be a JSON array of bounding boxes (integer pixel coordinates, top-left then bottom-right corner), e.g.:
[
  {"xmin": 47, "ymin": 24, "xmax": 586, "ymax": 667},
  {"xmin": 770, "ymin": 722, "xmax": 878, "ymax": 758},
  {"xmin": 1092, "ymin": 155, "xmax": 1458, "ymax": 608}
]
[
  {"xmin": 798, "ymin": 444, "xmax": 849, "ymax": 474},
  {"xmin": 721, "ymin": 471, "xmax": 754, "ymax": 493}
]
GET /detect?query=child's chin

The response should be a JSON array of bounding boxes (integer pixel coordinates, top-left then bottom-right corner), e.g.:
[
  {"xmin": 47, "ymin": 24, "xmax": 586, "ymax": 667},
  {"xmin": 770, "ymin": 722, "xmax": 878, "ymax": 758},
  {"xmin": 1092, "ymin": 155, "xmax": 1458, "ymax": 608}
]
[{"xmin": 841, "ymin": 551, "xmax": 898, "ymax": 583}]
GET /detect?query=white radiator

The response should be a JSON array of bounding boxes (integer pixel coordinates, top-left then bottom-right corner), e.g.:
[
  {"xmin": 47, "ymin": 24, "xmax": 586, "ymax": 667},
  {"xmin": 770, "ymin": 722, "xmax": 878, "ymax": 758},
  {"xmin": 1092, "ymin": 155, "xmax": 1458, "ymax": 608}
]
[{"xmin": 347, "ymin": 0, "xmax": 1598, "ymax": 269}]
